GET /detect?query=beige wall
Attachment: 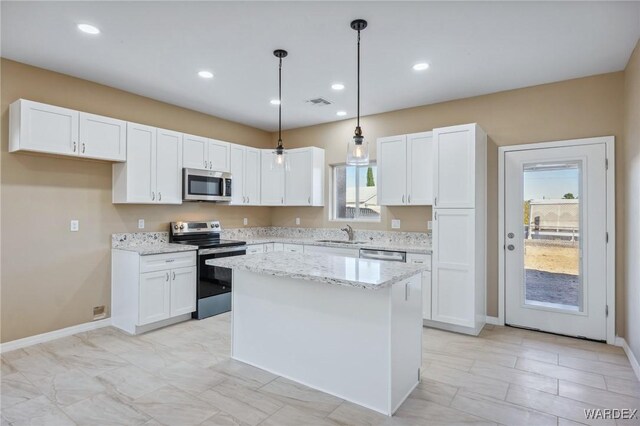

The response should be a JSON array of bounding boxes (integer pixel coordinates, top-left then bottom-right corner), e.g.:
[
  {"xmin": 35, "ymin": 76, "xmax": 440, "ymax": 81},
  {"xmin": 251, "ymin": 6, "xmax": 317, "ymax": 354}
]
[
  {"xmin": 623, "ymin": 40, "xmax": 640, "ymax": 361},
  {"xmin": 0, "ymin": 59, "xmax": 273, "ymax": 343},
  {"xmin": 275, "ymin": 72, "xmax": 625, "ymax": 322}
]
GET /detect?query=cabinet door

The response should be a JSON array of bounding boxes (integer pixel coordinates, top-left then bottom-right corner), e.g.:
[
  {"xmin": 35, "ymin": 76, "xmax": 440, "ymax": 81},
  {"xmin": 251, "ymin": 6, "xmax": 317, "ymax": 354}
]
[
  {"xmin": 433, "ymin": 125, "xmax": 476, "ymax": 208},
  {"xmin": 170, "ymin": 266, "xmax": 196, "ymax": 317},
  {"xmin": 139, "ymin": 270, "xmax": 171, "ymax": 325},
  {"xmin": 126, "ymin": 123, "xmax": 156, "ymax": 203},
  {"xmin": 78, "ymin": 112, "xmax": 126, "ymax": 161},
  {"xmin": 244, "ymin": 147, "xmax": 261, "ymax": 205},
  {"xmin": 377, "ymin": 135, "xmax": 407, "ymax": 205},
  {"xmin": 156, "ymin": 128, "xmax": 183, "ymax": 204},
  {"xmin": 260, "ymin": 150, "xmax": 285, "ymax": 205},
  {"xmin": 229, "ymin": 144, "xmax": 245, "ymax": 205},
  {"xmin": 407, "ymin": 132, "xmax": 433, "ymax": 205},
  {"xmin": 16, "ymin": 100, "xmax": 79, "ymax": 156},
  {"xmin": 285, "ymin": 148, "xmax": 312, "ymax": 206},
  {"xmin": 431, "ymin": 208, "xmax": 475, "ymax": 327},
  {"xmin": 183, "ymin": 134, "xmax": 208, "ymax": 169},
  {"xmin": 208, "ymin": 139, "xmax": 230, "ymax": 172}
]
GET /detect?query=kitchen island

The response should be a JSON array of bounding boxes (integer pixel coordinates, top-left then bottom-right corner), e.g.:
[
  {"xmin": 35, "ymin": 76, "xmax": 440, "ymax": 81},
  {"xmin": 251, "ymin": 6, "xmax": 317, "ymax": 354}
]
[{"xmin": 206, "ymin": 252, "xmax": 427, "ymax": 415}]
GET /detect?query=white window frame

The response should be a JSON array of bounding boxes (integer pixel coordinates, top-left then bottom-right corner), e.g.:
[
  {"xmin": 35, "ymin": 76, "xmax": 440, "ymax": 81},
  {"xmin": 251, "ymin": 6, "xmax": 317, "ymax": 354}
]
[{"xmin": 329, "ymin": 162, "xmax": 381, "ymax": 223}]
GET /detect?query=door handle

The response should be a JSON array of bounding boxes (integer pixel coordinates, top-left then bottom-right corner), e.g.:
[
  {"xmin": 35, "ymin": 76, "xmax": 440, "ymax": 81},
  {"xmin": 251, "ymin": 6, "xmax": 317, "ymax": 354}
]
[{"xmin": 507, "ymin": 244, "xmax": 515, "ymax": 251}]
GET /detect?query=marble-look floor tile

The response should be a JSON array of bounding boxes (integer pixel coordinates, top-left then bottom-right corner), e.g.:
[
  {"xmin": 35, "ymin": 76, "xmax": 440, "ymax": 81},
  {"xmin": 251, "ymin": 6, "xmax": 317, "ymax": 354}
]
[
  {"xmin": 117, "ymin": 346, "xmax": 182, "ymax": 374},
  {"xmin": 478, "ymin": 340, "xmax": 559, "ymax": 365},
  {"xmin": 450, "ymin": 389, "xmax": 557, "ymax": 425},
  {"xmin": 558, "ymin": 355, "xmax": 638, "ymax": 380},
  {"xmin": 0, "ymin": 372, "xmax": 42, "ymax": 409},
  {"xmin": 2, "ymin": 395, "xmax": 76, "ymax": 426},
  {"xmin": 422, "ymin": 351, "xmax": 475, "ymax": 372},
  {"xmin": 9, "ymin": 352, "xmax": 71, "ymax": 380},
  {"xmin": 393, "ymin": 397, "xmax": 496, "ymax": 425},
  {"xmin": 259, "ymin": 377, "xmax": 344, "ymax": 416},
  {"xmin": 56, "ymin": 346, "xmax": 129, "ymax": 377},
  {"xmin": 506, "ymin": 385, "xmax": 615, "ymax": 425},
  {"xmin": 470, "ymin": 360, "xmax": 558, "ymax": 394},
  {"xmin": 211, "ymin": 358, "xmax": 278, "ymax": 389},
  {"xmin": 558, "ymin": 380, "xmax": 640, "ymax": 410},
  {"xmin": 260, "ymin": 404, "xmax": 340, "ymax": 426},
  {"xmin": 132, "ymin": 385, "xmax": 218, "ymax": 426},
  {"xmin": 200, "ymin": 411, "xmax": 251, "ymax": 426},
  {"xmin": 29, "ymin": 370, "xmax": 105, "ymax": 406},
  {"xmin": 422, "ymin": 363, "xmax": 510, "ymax": 400},
  {"xmin": 1, "ymin": 356, "xmax": 17, "ymax": 375},
  {"xmin": 62, "ymin": 392, "xmax": 150, "ymax": 425},
  {"xmin": 409, "ymin": 378, "xmax": 459, "ymax": 407},
  {"xmin": 327, "ymin": 401, "xmax": 391, "ymax": 426},
  {"xmin": 153, "ymin": 360, "xmax": 227, "ymax": 395},
  {"xmin": 604, "ymin": 375, "xmax": 640, "ymax": 398},
  {"xmin": 515, "ymin": 358, "xmax": 607, "ymax": 389},
  {"xmin": 96, "ymin": 365, "xmax": 165, "ymax": 400}
]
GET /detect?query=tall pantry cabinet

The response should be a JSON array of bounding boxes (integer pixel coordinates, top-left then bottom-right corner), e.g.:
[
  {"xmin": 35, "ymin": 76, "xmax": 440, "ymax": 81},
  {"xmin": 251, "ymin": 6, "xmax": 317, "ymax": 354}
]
[{"xmin": 430, "ymin": 123, "xmax": 487, "ymax": 335}]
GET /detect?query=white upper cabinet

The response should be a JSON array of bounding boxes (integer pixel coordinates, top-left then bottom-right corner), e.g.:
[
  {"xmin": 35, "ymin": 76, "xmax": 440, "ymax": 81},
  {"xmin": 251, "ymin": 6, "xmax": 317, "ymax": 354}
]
[
  {"xmin": 406, "ymin": 132, "xmax": 434, "ymax": 205},
  {"xmin": 182, "ymin": 134, "xmax": 230, "ymax": 172},
  {"xmin": 433, "ymin": 124, "xmax": 484, "ymax": 209},
  {"xmin": 260, "ymin": 150, "xmax": 285, "ymax": 205},
  {"xmin": 113, "ymin": 123, "xmax": 183, "ymax": 204},
  {"xmin": 285, "ymin": 147, "xmax": 324, "ymax": 206},
  {"xmin": 230, "ymin": 144, "xmax": 262, "ymax": 205},
  {"xmin": 79, "ymin": 112, "xmax": 126, "ymax": 161},
  {"xmin": 377, "ymin": 132, "xmax": 433, "ymax": 206},
  {"xmin": 10, "ymin": 99, "xmax": 126, "ymax": 162}
]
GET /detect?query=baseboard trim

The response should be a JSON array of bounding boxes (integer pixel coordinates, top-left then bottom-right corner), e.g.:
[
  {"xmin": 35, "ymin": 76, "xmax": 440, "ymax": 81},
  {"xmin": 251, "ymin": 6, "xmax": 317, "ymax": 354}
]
[
  {"xmin": 485, "ymin": 316, "xmax": 502, "ymax": 325},
  {"xmin": 617, "ymin": 337, "xmax": 640, "ymax": 381},
  {"xmin": 0, "ymin": 318, "xmax": 112, "ymax": 354}
]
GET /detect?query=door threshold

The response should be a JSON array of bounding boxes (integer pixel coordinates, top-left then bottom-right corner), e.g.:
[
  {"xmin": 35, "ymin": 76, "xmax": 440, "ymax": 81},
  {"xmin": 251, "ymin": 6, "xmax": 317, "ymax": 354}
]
[{"xmin": 504, "ymin": 323, "xmax": 606, "ymax": 344}]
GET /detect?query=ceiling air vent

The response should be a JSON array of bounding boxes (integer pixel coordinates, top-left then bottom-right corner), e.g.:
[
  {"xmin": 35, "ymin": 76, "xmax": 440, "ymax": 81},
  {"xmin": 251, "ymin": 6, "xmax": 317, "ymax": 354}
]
[{"xmin": 306, "ymin": 97, "xmax": 332, "ymax": 106}]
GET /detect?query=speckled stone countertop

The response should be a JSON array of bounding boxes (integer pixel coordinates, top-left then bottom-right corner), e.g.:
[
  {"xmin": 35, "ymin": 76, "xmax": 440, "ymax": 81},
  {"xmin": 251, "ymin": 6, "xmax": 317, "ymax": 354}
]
[
  {"xmin": 111, "ymin": 232, "xmax": 197, "ymax": 256},
  {"xmin": 242, "ymin": 237, "xmax": 432, "ymax": 254},
  {"xmin": 206, "ymin": 252, "xmax": 428, "ymax": 289}
]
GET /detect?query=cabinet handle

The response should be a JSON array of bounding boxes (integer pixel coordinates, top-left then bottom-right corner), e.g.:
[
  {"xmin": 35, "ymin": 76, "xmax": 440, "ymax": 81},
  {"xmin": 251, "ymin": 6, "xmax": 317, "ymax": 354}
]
[
  {"xmin": 73, "ymin": 141, "xmax": 77, "ymax": 152},
  {"xmin": 151, "ymin": 192, "xmax": 155, "ymax": 201},
  {"xmin": 408, "ymin": 195, "xmax": 411, "ymax": 204},
  {"xmin": 247, "ymin": 196, "xmax": 250, "ymax": 203},
  {"xmin": 166, "ymin": 272, "xmax": 169, "ymax": 282},
  {"xmin": 434, "ymin": 211, "xmax": 438, "ymax": 220},
  {"xmin": 308, "ymin": 196, "xmax": 311, "ymax": 205},
  {"xmin": 434, "ymin": 196, "xmax": 437, "ymax": 207},
  {"xmin": 402, "ymin": 195, "xmax": 405, "ymax": 204},
  {"xmin": 158, "ymin": 192, "xmax": 162, "ymax": 201},
  {"xmin": 405, "ymin": 282, "xmax": 410, "ymax": 301},
  {"xmin": 281, "ymin": 197, "xmax": 284, "ymax": 204},
  {"xmin": 209, "ymin": 161, "xmax": 213, "ymax": 169},
  {"xmin": 172, "ymin": 271, "xmax": 176, "ymax": 280}
]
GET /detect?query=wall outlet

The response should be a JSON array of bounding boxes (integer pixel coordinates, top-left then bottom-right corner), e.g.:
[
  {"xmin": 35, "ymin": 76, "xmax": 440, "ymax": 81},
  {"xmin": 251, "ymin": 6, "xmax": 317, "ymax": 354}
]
[
  {"xmin": 70, "ymin": 220, "xmax": 79, "ymax": 232},
  {"xmin": 391, "ymin": 219, "xmax": 401, "ymax": 229},
  {"xmin": 93, "ymin": 305, "xmax": 106, "ymax": 320},
  {"xmin": 138, "ymin": 219, "xmax": 145, "ymax": 229},
  {"xmin": 295, "ymin": 217, "xmax": 301, "ymax": 225},
  {"xmin": 243, "ymin": 218, "xmax": 248, "ymax": 226},
  {"xmin": 427, "ymin": 221, "xmax": 433, "ymax": 230}
]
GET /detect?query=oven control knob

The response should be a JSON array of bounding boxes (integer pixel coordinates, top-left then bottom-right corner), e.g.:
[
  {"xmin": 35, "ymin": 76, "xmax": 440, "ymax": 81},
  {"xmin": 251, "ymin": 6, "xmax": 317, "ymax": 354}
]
[
  {"xmin": 173, "ymin": 224, "xmax": 178, "ymax": 230},
  {"xmin": 179, "ymin": 224, "xmax": 184, "ymax": 230},
  {"xmin": 213, "ymin": 223, "xmax": 219, "ymax": 228}
]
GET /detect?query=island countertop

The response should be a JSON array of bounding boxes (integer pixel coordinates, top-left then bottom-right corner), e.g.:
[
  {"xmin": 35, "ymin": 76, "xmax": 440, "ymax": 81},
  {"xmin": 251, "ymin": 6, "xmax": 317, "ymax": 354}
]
[{"xmin": 206, "ymin": 252, "xmax": 428, "ymax": 290}]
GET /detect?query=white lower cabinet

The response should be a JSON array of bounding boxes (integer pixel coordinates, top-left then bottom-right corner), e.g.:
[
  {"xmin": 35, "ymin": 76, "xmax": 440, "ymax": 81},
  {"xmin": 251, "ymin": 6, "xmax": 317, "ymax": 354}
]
[
  {"xmin": 407, "ymin": 253, "xmax": 432, "ymax": 321},
  {"xmin": 303, "ymin": 245, "xmax": 359, "ymax": 258},
  {"xmin": 112, "ymin": 250, "xmax": 197, "ymax": 334}
]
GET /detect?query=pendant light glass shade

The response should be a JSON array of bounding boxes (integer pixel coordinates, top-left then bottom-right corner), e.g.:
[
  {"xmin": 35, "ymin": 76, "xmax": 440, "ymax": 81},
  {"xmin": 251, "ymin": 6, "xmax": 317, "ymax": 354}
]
[
  {"xmin": 272, "ymin": 49, "xmax": 289, "ymax": 170},
  {"xmin": 346, "ymin": 19, "xmax": 369, "ymax": 166}
]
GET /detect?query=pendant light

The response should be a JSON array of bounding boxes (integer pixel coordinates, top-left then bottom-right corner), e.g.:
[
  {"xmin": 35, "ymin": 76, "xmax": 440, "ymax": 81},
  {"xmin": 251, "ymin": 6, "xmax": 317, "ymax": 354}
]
[
  {"xmin": 346, "ymin": 19, "xmax": 369, "ymax": 166},
  {"xmin": 272, "ymin": 49, "xmax": 290, "ymax": 170}
]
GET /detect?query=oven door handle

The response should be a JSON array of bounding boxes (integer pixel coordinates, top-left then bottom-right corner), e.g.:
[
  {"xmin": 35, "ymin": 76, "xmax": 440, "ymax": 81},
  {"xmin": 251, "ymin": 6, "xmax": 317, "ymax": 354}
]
[{"xmin": 199, "ymin": 245, "xmax": 247, "ymax": 256}]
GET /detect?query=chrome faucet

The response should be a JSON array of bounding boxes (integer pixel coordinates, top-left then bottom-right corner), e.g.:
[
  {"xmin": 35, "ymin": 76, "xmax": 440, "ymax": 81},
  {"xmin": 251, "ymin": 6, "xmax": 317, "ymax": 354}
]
[{"xmin": 341, "ymin": 224, "xmax": 354, "ymax": 241}]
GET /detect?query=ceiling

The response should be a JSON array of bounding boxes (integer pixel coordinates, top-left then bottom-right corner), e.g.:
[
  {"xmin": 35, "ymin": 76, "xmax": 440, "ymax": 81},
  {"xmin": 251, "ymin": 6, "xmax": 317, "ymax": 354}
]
[{"xmin": 2, "ymin": 1, "xmax": 639, "ymax": 131}]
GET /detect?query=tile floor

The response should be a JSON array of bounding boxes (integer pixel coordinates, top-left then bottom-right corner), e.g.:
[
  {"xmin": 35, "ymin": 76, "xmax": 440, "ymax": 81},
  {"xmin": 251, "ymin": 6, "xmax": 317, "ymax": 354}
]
[{"xmin": 1, "ymin": 314, "xmax": 639, "ymax": 425}]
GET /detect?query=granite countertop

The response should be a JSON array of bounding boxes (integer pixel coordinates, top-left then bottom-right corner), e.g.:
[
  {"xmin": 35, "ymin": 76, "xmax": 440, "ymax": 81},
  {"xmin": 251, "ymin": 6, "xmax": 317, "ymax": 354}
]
[
  {"xmin": 242, "ymin": 237, "xmax": 432, "ymax": 254},
  {"xmin": 113, "ymin": 243, "xmax": 198, "ymax": 256},
  {"xmin": 206, "ymin": 252, "xmax": 428, "ymax": 290}
]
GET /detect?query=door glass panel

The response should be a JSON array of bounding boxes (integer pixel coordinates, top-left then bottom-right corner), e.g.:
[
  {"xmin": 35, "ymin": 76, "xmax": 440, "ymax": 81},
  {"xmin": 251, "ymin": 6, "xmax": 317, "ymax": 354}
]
[{"xmin": 522, "ymin": 161, "xmax": 582, "ymax": 312}]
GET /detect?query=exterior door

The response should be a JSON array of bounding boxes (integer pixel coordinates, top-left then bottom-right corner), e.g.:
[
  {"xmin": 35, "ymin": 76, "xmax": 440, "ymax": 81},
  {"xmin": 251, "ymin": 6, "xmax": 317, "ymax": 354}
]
[
  {"xmin": 377, "ymin": 135, "xmax": 407, "ymax": 205},
  {"xmin": 156, "ymin": 128, "xmax": 182, "ymax": 204},
  {"xmin": 504, "ymin": 144, "xmax": 607, "ymax": 340},
  {"xmin": 170, "ymin": 266, "xmax": 197, "ymax": 317},
  {"xmin": 139, "ymin": 271, "xmax": 171, "ymax": 325},
  {"xmin": 406, "ymin": 132, "xmax": 433, "ymax": 205},
  {"xmin": 285, "ymin": 148, "xmax": 312, "ymax": 206}
]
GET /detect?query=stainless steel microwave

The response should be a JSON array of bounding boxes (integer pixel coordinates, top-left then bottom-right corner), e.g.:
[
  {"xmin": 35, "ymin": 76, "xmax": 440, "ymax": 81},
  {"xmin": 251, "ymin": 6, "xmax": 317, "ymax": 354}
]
[{"xmin": 183, "ymin": 168, "xmax": 232, "ymax": 202}]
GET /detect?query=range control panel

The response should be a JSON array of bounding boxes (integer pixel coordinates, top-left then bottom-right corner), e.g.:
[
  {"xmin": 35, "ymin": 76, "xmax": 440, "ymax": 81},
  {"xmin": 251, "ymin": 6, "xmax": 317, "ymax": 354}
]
[{"xmin": 170, "ymin": 220, "xmax": 221, "ymax": 234}]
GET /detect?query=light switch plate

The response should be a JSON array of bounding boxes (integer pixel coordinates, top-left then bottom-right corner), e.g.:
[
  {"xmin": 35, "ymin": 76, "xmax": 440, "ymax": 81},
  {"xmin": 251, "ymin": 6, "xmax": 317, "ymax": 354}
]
[
  {"xmin": 391, "ymin": 219, "xmax": 401, "ymax": 229},
  {"xmin": 243, "ymin": 218, "xmax": 248, "ymax": 226},
  {"xmin": 427, "ymin": 221, "xmax": 433, "ymax": 230},
  {"xmin": 138, "ymin": 219, "xmax": 145, "ymax": 229},
  {"xmin": 295, "ymin": 217, "xmax": 301, "ymax": 225},
  {"xmin": 70, "ymin": 220, "xmax": 79, "ymax": 232}
]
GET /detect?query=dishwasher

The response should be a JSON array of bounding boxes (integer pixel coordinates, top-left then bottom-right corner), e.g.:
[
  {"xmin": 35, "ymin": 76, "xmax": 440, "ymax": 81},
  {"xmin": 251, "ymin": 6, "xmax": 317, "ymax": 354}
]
[{"xmin": 359, "ymin": 249, "xmax": 407, "ymax": 262}]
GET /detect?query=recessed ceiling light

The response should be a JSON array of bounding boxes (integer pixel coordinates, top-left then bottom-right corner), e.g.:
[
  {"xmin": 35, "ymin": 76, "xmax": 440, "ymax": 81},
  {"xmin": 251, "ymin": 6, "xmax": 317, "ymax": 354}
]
[
  {"xmin": 331, "ymin": 83, "xmax": 345, "ymax": 91},
  {"xmin": 198, "ymin": 71, "xmax": 214, "ymax": 79},
  {"xmin": 77, "ymin": 24, "xmax": 100, "ymax": 35},
  {"xmin": 336, "ymin": 111, "xmax": 347, "ymax": 116},
  {"xmin": 412, "ymin": 62, "xmax": 429, "ymax": 71},
  {"xmin": 270, "ymin": 99, "xmax": 281, "ymax": 105}
]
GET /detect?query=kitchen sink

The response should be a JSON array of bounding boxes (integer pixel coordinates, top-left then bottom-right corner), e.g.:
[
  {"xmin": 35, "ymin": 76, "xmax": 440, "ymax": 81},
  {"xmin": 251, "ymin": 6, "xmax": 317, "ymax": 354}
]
[{"xmin": 315, "ymin": 239, "xmax": 367, "ymax": 244}]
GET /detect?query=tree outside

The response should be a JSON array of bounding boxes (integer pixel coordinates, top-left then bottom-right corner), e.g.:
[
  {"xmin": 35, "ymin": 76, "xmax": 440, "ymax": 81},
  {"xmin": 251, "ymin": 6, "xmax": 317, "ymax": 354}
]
[{"xmin": 563, "ymin": 193, "xmax": 575, "ymax": 199}]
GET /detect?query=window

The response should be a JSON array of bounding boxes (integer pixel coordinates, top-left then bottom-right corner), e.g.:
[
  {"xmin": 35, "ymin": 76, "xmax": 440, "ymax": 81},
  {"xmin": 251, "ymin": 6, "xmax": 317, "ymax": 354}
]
[{"xmin": 332, "ymin": 163, "xmax": 380, "ymax": 221}]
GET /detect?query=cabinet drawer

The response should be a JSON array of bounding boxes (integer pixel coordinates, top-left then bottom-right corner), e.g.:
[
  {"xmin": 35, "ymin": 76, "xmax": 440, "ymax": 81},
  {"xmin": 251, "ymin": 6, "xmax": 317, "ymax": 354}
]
[
  {"xmin": 406, "ymin": 253, "xmax": 432, "ymax": 271},
  {"xmin": 283, "ymin": 243, "xmax": 304, "ymax": 253},
  {"xmin": 140, "ymin": 251, "xmax": 196, "ymax": 273}
]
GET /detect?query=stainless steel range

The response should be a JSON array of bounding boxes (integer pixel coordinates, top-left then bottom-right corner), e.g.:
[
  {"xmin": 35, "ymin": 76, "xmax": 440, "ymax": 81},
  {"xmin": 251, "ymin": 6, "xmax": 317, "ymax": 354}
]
[{"xmin": 169, "ymin": 220, "xmax": 246, "ymax": 319}]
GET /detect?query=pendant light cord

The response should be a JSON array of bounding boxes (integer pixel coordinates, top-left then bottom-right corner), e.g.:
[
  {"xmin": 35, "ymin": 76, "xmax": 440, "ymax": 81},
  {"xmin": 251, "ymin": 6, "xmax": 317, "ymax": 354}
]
[
  {"xmin": 278, "ymin": 57, "xmax": 283, "ymax": 147},
  {"xmin": 357, "ymin": 29, "xmax": 360, "ymax": 130}
]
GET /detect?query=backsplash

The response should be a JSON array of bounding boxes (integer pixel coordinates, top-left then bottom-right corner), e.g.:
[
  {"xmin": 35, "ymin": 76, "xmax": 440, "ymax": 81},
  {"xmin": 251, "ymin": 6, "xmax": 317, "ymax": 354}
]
[{"xmin": 221, "ymin": 227, "xmax": 431, "ymax": 246}]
